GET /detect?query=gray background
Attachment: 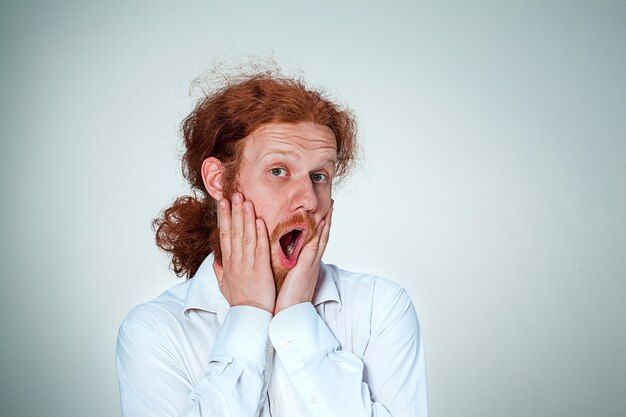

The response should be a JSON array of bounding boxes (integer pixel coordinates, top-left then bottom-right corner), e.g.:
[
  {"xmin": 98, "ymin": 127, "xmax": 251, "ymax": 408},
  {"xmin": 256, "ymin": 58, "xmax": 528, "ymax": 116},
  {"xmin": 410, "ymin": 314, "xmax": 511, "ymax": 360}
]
[{"xmin": 1, "ymin": 1, "xmax": 624, "ymax": 416}]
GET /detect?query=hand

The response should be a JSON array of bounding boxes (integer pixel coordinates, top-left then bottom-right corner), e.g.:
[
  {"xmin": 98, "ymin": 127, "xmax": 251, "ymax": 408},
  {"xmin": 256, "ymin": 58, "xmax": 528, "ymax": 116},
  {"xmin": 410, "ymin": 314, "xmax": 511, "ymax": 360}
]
[
  {"xmin": 274, "ymin": 203, "xmax": 333, "ymax": 314},
  {"xmin": 213, "ymin": 193, "xmax": 276, "ymax": 313}
]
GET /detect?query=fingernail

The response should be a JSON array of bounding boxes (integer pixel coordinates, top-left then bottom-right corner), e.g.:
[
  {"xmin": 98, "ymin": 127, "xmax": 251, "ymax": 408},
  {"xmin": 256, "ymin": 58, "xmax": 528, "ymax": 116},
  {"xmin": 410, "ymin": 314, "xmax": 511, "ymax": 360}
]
[
  {"xmin": 233, "ymin": 193, "xmax": 241, "ymax": 203},
  {"xmin": 219, "ymin": 199, "xmax": 226, "ymax": 208},
  {"xmin": 243, "ymin": 201, "xmax": 250, "ymax": 213}
]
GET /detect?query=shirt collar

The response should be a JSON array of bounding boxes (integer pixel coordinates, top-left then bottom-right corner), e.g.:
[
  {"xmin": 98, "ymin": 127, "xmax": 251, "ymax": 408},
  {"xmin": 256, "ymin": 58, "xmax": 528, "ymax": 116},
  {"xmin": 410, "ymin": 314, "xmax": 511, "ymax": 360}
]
[
  {"xmin": 183, "ymin": 254, "xmax": 342, "ymax": 321},
  {"xmin": 313, "ymin": 262, "xmax": 342, "ymax": 309},
  {"xmin": 183, "ymin": 254, "xmax": 230, "ymax": 323}
]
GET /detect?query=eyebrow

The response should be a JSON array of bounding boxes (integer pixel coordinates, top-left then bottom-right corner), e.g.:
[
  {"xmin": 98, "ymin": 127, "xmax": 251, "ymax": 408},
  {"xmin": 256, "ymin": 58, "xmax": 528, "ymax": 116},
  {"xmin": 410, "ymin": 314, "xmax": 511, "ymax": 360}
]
[
  {"xmin": 259, "ymin": 149, "xmax": 299, "ymax": 160},
  {"xmin": 258, "ymin": 149, "xmax": 337, "ymax": 165}
]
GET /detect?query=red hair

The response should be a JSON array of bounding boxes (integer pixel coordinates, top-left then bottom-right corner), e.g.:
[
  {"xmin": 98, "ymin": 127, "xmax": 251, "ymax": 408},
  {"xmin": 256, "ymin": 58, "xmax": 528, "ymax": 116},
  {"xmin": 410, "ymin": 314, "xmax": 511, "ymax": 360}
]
[{"xmin": 153, "ymin": 70, "xmax": 358, "ymax": 278}]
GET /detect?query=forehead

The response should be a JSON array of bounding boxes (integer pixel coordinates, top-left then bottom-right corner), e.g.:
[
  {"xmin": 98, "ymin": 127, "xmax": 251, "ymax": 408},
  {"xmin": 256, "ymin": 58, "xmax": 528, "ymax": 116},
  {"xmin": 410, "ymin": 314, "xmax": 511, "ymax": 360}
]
[{"xmin": 242, "ymin": 122, "xmax": 337, "ymax": 162}]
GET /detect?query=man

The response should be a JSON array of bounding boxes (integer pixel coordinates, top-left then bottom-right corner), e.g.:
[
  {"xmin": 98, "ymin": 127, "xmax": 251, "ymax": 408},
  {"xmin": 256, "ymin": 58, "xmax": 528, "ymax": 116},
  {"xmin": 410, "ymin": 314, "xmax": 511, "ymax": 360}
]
[{"xmin": 116, "ymin": 70, "xmax": 428, "ymax": 417}]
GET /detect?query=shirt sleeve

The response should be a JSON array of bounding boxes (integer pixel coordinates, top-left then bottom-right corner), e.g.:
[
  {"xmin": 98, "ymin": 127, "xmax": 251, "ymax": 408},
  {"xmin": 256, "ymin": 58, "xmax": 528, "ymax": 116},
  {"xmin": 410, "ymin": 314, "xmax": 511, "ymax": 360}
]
[
  {"xmin": 268, "ymin": 292, "xmax": 428, "ymax": 417},
  {"xmin": 116, "ymin": 305, "xmax": 273, "ymax": 417}
]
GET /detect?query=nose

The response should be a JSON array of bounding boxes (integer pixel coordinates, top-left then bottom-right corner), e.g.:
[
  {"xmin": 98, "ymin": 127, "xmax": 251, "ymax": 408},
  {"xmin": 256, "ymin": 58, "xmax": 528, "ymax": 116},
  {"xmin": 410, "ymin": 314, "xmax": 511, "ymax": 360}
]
[{"xmin": 290, "ymin": 176, "xmax": 318, "ymax": 213}]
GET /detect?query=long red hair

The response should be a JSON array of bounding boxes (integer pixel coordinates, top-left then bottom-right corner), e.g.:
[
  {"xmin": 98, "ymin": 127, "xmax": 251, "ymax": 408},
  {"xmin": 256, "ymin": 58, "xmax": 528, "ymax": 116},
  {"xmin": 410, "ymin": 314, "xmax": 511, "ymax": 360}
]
[{"xmin": 153, "ymin": 70, "xmax": 358, "ymax": 279}]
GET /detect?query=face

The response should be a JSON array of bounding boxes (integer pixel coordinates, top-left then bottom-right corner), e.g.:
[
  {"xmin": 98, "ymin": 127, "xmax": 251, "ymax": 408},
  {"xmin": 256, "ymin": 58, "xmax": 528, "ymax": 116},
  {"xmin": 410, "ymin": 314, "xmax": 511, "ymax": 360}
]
[{"xmin": 235, "ymin": 122, "xmax": 337, "ymax": 284}]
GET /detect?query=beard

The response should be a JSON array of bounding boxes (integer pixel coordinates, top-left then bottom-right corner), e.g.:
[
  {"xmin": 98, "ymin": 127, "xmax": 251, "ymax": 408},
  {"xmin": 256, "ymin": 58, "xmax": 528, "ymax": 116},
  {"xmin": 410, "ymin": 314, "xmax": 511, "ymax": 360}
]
[
  {"xmin": 209, "ymin": 193, "xmax": 317, "ymax": 292},
  {"xmin": 269, "ymin": 212, "xmax": 316, "ymax": 292}
]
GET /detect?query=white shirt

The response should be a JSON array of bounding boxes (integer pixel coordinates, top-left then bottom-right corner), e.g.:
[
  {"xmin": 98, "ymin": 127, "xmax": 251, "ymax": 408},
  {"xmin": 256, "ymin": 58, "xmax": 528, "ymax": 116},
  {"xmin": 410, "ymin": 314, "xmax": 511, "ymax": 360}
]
[{"xmin": 116, "ymin": 255, "xmax": 428, "ymax": 417}]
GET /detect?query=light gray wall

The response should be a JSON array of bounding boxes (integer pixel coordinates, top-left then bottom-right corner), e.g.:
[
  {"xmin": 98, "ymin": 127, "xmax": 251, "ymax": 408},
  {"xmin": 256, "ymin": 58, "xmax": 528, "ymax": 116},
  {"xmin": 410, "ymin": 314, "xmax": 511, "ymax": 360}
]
[{"xmin": 1, "ymin": 1, "xmax": 624, "ymax": 416}]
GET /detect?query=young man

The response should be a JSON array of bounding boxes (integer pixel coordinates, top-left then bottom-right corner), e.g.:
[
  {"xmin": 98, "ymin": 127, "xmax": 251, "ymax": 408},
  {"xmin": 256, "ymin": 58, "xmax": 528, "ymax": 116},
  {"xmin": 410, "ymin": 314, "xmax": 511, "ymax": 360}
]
[{"xmin": 116, "ymin": 72, "xmax": 428, "ymax": 416}]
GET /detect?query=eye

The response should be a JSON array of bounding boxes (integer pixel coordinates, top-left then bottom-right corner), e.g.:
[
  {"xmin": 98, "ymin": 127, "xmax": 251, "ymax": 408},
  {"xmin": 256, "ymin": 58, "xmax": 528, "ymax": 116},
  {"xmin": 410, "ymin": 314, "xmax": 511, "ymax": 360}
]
[
  {"xmin": 311, "ymin": 173, "xmax": 328, "ymax": 183},
  {"xmin": 271, "ymin": 167, "xmax": 288, "ymax": 177}
]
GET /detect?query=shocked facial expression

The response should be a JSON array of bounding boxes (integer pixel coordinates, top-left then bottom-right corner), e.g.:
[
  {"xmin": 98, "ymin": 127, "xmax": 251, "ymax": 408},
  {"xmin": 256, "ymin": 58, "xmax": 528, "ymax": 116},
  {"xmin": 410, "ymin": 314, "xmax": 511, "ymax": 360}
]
[{"xmin": 236, "ymin": 122, "xmax": 337, "ymax": 285}]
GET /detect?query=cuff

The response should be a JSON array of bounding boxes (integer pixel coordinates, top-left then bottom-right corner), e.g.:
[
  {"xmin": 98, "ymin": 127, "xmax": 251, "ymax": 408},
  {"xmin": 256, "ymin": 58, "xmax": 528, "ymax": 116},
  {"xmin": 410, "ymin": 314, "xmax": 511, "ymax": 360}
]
[
  {"xmin": 269, "ymin": 302, "xmax": 339, "ymax": 370},
  {"xmin": 209, "ymin": 305, "xmax": 272, "ymax": 368}
]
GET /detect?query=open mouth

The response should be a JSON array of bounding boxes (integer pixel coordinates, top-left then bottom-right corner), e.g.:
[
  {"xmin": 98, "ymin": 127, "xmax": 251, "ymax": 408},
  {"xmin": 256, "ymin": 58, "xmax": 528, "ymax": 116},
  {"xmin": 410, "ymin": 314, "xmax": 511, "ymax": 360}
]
[
  {"xmin": 278, "ymin": 228, "xmax": 307, "ymax": 268},
  {"xmin": 271, "ymin": 213, "xmax": 316, "ymax": 270}
]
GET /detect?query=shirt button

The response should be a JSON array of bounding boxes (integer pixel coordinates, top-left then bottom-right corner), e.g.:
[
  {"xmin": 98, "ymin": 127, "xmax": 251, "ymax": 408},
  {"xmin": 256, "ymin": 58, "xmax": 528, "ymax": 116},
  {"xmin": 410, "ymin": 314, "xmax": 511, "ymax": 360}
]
[
  {"xmin": 310, "ymin": 395, "xmax": 317, "ymax": 404},
  {"xmin": 281, "ymin": 339, "xmax": 292, "ymax": 347},
  {"xmin": 274, "ymin": 399, "xmax": 282, "ymax": 408}
]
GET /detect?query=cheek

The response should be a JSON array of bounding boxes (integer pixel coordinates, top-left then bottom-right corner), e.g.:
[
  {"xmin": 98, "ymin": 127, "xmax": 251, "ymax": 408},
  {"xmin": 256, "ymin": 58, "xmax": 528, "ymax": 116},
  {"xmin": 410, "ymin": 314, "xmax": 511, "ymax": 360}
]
[
  {"xmin": 317, "ymin": 188, "xmax": 333, "ymax": 208},
  {"xmin": 244, "ymin": 190, "xmax": 283, "ymax": 228}
]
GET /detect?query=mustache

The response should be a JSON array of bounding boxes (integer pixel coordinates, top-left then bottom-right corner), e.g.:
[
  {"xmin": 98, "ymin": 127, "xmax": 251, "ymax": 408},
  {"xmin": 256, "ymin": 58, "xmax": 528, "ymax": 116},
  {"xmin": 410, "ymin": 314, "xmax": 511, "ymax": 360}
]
[{"xmin": 269, "ymin": 212, "xmax": 316, "ymax": 245}]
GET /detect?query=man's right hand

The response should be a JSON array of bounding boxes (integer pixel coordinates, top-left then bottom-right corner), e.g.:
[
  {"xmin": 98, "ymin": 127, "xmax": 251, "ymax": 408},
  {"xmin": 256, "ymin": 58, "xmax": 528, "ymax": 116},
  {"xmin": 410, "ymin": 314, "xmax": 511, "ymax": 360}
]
[{"xmin": 213, "ymin": 192, "xmax": 276, "ymax": 313}]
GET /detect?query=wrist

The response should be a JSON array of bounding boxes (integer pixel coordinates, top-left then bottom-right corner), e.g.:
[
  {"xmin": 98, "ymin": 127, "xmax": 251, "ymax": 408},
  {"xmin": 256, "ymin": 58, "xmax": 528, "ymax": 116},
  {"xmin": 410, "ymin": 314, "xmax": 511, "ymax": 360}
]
[
  {"xmin": 232, "ymin": 299, "xmax": 275, "ymax": 315},
  {"xmin": 274, "ymin": 294, "xmax": 312, "ymax": 315}
]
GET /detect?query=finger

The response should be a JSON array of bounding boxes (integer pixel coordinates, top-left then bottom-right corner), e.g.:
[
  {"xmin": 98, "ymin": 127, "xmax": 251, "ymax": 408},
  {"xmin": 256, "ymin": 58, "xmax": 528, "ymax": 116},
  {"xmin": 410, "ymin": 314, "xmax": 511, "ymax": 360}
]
[
  {"xmin": 311, "ymin": 205, "xmax": 333, "ymax": 264},
  {"xmin": 218, "ymin": 199, "xmax": 232, "ymax": 264},
  {"xmin": 325, "ymin": 202, "xmax": 334, "ymax": 225},
  {"xmin": 255, "ymin": 218, "xmax": 270, "ymax": 263},
  {"xmin": 230, "ymin": 193, "xmax": 244, "ymax": 260},
  {"xmin": 242, "ymin": 200, "xmax": 257, "ymax": 263},
  {"xmin": 315, "ymin": 215, "xmax": 331, "ymax": 264}
]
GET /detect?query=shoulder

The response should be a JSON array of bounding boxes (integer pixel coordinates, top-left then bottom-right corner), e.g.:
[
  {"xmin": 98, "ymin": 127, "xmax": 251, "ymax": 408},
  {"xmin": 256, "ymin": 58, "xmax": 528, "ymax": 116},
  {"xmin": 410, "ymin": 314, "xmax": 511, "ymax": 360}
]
[
  {"xmin": 118, "ymin": 280, "xmax": 191, "ymax": 340},
  {"xmin": 324, "ymin": 263, "xmax": 411, "ymax": 305},
  {"xmin": 320, "ymin": 264, "xmax": 422, "ymax": 353}
]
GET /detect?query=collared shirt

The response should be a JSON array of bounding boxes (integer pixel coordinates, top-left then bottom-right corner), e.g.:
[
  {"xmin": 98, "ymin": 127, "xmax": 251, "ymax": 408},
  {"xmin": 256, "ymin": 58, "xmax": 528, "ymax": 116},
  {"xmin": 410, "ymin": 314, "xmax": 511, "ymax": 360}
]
[{"xmin": 116, "ymin": 255, "xmax": 428, "ymax": 417}]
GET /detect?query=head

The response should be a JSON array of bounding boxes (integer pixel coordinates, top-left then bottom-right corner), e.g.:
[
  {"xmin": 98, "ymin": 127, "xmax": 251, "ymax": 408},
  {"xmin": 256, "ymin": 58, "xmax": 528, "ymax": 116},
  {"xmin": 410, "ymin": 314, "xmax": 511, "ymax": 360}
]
[
  {"xmin": 202, "ymin": 121, "xmax": 337, "ymax": 288},
  {"xmin": 153, "ymin": 70, "xmax": 358, "ymax": 281}
]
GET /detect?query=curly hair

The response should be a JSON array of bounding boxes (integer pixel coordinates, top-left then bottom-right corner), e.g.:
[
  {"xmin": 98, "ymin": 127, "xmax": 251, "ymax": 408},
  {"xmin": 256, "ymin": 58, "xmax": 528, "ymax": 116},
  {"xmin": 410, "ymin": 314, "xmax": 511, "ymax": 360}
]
[{"xmin": 153, "ymin": 69, "xmax": 358, "ymax": 279}]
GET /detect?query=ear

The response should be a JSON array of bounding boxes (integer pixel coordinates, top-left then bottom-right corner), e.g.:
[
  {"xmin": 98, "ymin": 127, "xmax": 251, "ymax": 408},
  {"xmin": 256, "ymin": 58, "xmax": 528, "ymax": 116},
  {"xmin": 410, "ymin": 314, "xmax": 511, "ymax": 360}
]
[{"xmin": 201, "ymin": 157, "xmax": 225, "ymax": 200}]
